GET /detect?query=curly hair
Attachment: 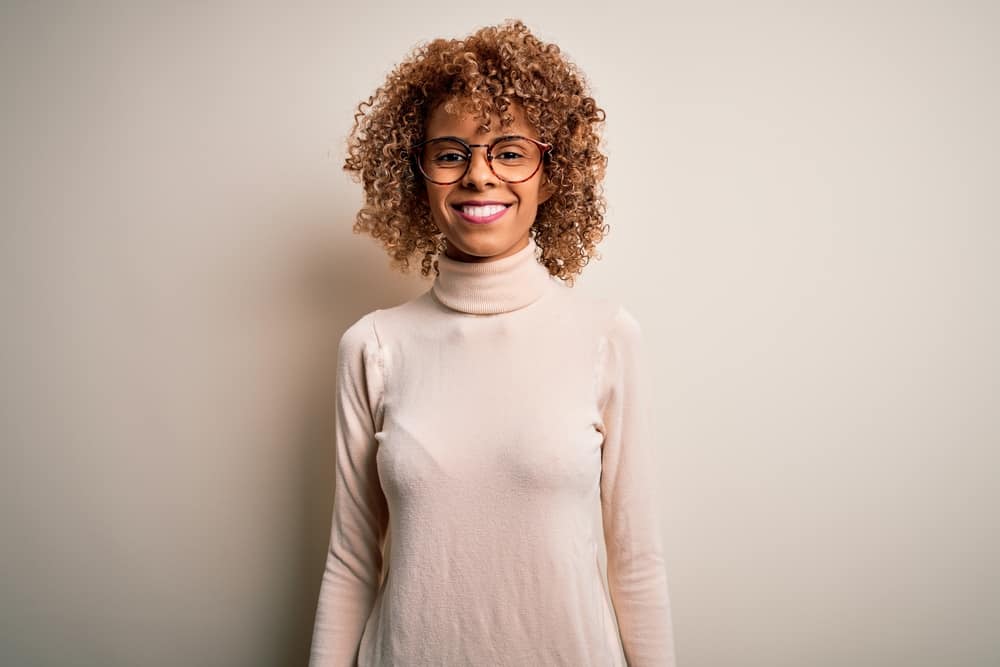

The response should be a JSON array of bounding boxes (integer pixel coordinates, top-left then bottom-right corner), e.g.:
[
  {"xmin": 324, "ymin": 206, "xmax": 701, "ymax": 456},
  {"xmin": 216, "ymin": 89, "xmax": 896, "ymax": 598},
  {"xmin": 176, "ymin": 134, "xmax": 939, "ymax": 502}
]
[{"xmin": 343, "ymin": 18, "xmax": 608, "ymax": 285}]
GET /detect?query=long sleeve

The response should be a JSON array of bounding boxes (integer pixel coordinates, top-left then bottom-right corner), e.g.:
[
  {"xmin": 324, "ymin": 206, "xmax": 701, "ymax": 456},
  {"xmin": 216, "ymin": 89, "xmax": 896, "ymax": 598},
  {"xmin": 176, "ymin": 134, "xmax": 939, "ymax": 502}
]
[
  {"xmin": 597, "ymin": 306, "xmax": 677, "ymax": 667},
  {"xmin": 309, "ymin": 313, "xmax": 389, "ymax": 667}
]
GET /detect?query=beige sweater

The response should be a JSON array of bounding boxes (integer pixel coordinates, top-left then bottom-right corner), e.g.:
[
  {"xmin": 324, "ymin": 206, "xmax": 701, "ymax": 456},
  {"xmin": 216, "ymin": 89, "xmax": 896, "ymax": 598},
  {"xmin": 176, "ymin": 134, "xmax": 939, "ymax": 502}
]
[{"xmin": 309, "ymin": 237, "xmax": 676, "ymax": 666}]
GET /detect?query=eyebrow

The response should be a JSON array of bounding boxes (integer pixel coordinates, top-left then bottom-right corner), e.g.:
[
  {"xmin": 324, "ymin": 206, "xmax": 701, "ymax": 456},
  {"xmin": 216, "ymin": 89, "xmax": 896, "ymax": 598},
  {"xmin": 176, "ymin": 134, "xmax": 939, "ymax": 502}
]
[{"xmin": 425, "ymin": 133, "xmax": 534, "ymax": 143}]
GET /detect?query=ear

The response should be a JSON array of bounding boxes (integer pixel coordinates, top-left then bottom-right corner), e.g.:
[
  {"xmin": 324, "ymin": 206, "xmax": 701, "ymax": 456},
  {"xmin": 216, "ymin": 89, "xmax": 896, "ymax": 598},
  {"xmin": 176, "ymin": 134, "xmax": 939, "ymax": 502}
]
[{"xmin": 538, "ymin": 176, "xmax": 556, "ymax": 205}]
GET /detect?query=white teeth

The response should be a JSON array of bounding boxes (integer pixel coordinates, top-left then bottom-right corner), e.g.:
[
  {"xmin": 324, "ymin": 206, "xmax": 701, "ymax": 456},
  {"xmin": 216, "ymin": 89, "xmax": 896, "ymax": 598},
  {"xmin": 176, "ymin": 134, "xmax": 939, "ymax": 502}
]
[{"xmin": 461, "ymin": 204, "xmax": 507, "ymax": 217}]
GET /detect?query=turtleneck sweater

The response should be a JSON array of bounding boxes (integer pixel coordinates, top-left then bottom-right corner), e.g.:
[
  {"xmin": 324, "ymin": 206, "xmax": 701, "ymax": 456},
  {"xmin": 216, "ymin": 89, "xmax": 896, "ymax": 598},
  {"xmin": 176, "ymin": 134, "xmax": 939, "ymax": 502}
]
[
  {"xmin": 309, "ymin": 237, "xmax": 677, "ymax": 666},
  {"xmin": 431, "ymin": 238, "xmax": 553, "ymax": 314}
]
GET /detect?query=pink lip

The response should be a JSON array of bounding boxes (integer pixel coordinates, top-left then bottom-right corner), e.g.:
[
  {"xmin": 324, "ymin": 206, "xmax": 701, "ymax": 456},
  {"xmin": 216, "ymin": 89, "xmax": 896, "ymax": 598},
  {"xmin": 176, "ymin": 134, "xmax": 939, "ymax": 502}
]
[
  {"xmin": 452, "ymin": 202, "xmax": 512, "ymax": 225},
  {"xmin": 454, "ymin": 200, "xmax": 511, "ymax": 206}
]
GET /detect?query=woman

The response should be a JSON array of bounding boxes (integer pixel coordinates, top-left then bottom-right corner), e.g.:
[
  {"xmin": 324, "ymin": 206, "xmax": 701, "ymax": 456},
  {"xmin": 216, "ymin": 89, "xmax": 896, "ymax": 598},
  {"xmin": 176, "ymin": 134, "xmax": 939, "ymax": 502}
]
[{"xmin": 310, "ymin": 19, "xmax": 677, "ymax": 666}]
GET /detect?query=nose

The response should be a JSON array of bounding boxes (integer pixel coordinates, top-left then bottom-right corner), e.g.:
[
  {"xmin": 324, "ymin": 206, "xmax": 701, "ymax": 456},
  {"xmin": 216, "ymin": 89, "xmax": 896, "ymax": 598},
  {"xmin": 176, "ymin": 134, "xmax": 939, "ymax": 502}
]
[{"xmin": 462, "ymin": 146, "xmax": 498, "ymax": 189}]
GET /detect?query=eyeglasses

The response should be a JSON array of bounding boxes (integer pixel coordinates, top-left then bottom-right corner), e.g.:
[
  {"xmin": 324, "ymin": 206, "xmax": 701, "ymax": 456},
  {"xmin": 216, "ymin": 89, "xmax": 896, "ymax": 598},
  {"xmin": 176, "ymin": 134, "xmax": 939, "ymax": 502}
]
[{"xmin": 408, "ymin": 135, "xmax": 553, "ymax": 185}]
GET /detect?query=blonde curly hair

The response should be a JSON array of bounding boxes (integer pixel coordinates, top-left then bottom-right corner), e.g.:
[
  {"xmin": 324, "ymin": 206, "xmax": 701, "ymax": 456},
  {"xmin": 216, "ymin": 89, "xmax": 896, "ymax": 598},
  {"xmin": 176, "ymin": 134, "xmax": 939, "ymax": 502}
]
[{"xmin": 344, "ymin": 19, "xmax": 608, "ymax": 284}]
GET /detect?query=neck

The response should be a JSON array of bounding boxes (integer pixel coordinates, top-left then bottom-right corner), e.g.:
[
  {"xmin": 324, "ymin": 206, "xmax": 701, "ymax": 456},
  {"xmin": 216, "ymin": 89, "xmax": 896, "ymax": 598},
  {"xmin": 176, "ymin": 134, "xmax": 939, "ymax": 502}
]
[{"xmin": 432, "ymin": 236, "xmax": 553, "ymax": 315}]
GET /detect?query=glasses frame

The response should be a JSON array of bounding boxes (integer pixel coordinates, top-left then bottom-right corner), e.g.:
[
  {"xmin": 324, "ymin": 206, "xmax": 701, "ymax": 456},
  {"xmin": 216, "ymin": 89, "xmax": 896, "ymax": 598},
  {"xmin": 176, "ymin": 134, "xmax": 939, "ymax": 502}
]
[{"xmin": 407, "ymin": 135, "xmax": 553, "ymax": 185}]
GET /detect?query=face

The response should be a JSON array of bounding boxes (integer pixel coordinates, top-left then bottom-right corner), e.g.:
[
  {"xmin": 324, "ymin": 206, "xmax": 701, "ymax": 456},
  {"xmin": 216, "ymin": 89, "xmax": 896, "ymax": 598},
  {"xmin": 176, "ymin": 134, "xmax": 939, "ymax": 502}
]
[{"xmin": 419, "ymin": 101, "xmax": 555, "ymax": 263}]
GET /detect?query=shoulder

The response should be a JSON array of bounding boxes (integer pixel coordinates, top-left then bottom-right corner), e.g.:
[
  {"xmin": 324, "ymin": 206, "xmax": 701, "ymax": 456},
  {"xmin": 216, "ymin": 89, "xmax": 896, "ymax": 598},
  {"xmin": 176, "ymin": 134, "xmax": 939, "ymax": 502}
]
[
  {"xmin": 595, "ymin": 302, "xmax": 645, "ymax": 384},
  {"xmin": 338, "ymin": 285, "xmax": 433, "ymax": 343},
  {"xmin": 339, "ymin": 290, "xmax": 435, "ymax": 355},
  {"xmin": 550, "ymin": 282, "xmax": 642, "ymax": 338},
  {"xmin": 604, "ymin": 303, "xmax": 642, "ymax": 342},
  {"xmin": 347, "ymin": 289, "xmax": 439, "ymax": 342},
  {"xmin": 576, "ymin": 291, "xmax": 642, "ymax": 350},
  {"xmin": 338, "ymin": 309, "xmax": 383, "ymax": 358}
]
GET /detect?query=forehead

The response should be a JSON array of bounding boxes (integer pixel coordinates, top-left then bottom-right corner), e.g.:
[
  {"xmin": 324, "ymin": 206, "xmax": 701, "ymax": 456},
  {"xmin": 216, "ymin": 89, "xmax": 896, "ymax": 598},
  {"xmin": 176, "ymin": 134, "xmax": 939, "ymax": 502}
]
[{"xmin": 425, "ymin": 101, "xmax": 539, "ymax": 140}]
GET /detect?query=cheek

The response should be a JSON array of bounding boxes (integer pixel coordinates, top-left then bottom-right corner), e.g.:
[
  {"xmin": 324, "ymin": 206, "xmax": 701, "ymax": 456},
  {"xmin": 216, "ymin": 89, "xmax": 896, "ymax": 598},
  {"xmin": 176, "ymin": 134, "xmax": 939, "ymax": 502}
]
[
  {"xmin": 513, "ymin": 184, "xmax": 542, "ymax": 208},
  {"xmin": 427, "ymin": 186, "xmax": 449, "ymax": 208},
  {"xmin": 424, "ymin": 187, "xmax": 453, "ymax": 226}
]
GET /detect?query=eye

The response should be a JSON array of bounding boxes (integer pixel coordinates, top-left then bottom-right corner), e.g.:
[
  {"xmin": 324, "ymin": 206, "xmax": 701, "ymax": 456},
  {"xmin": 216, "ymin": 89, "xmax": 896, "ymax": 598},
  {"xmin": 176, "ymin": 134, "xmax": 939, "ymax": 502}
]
[{"xmin": 432, "ymin": 151, "xmax": 468, "ymax": 163}]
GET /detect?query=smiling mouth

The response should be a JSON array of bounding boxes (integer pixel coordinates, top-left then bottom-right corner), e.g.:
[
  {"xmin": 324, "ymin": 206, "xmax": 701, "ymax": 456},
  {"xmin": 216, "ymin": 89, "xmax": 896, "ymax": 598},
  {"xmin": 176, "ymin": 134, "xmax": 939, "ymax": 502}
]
[{"xmin": 451, "ymin": 203, "xmax": 513, "ymax": 224}]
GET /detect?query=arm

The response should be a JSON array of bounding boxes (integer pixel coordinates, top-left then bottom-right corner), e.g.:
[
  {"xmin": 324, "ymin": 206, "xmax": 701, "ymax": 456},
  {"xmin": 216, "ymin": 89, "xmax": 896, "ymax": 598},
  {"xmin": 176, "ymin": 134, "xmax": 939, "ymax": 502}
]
[
  {"xmin": 598, "ymin": 306, "xmax": 677, "ymax": 667},
  {"xmin": 309, "ymin": 313, "xmax": 389, "ymax": 667}
]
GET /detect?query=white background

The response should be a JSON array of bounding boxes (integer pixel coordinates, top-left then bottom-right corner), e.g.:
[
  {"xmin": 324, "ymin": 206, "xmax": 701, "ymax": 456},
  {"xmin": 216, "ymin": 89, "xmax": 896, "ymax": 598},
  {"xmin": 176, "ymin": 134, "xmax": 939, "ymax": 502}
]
[{"xmin": 2, "ymin": 1, "xmax": 997, "ymax": 665}]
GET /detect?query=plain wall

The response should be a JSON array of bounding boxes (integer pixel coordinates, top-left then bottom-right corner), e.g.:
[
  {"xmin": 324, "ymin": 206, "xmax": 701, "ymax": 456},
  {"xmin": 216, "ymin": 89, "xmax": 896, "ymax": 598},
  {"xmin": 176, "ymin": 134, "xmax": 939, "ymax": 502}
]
[{"xmin": 2, "ymin": 1, "xmax": 997, "ymax": 665}]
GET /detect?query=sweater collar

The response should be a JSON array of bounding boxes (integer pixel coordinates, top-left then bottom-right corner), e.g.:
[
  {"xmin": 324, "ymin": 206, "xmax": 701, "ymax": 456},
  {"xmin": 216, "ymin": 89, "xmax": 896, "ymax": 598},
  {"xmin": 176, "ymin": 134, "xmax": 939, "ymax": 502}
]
[{"xmin": 432, "ymin": 236, "xmax": 553, "ymax": 315}]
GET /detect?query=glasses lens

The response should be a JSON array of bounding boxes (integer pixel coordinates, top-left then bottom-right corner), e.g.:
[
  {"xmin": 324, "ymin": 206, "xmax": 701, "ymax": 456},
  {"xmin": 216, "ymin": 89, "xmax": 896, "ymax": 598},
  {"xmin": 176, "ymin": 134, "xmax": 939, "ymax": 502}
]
[
  {"xmin": 417, "ymin": 136, "xmax": 544, "ymax": 183},
  {"xmin": 420, "ymin": 139, "xmax": 469, "ymax": 183},
  {"xmin": 490, "ymin": 137, "xmax": 542, "ymax": 183}
]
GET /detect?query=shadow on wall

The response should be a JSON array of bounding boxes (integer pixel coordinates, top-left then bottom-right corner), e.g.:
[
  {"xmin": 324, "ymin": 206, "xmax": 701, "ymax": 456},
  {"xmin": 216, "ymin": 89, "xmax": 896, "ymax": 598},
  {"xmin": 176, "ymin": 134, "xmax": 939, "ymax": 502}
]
[{"xmin": 284, "ymin": 214, "xmax": 425, "ymax": 664}]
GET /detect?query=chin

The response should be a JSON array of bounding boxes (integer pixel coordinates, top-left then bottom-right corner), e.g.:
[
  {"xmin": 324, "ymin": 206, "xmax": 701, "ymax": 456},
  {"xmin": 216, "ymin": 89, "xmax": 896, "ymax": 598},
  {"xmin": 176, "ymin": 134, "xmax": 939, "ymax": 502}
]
[{"xmin": 447, "ymin": 233, "xmax": 529, "ymax": 262}]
